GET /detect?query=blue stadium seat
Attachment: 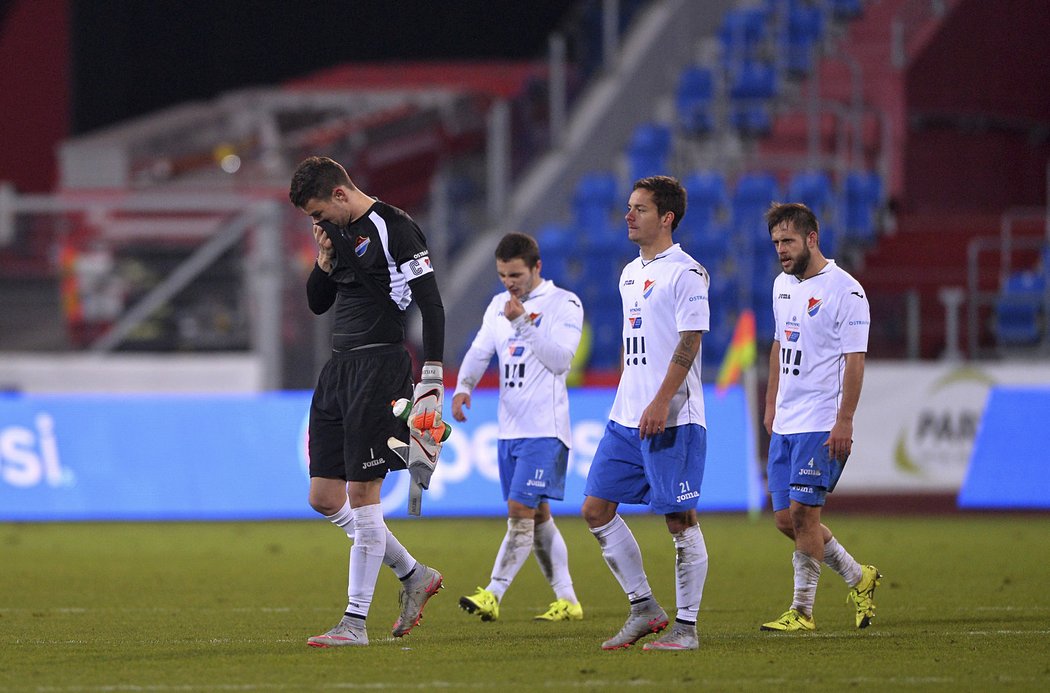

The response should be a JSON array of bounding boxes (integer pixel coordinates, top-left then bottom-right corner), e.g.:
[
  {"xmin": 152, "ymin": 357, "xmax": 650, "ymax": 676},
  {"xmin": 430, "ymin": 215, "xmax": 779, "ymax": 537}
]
[
  {"xmin": 676, "ymin": 66, "xmax": 715, "ymax": 135},
  {"xmin": 781, "ymin": 4, "xmax": 825, "ymax": 76},
  {"xmin": 732, "ymin": 171, "xmax": 781, "ymax": 250},
  {"xmin": 729, "ymin": 61, "xmax": 779, "ymax": 100},
  {"xmin": 787, "ymin": 170, "xmax": 835, "ymax": 218},
  {"xmin": 819, "ymin": 221, "xmax": 839, "ymax": 259},
  {"xmin": 587, "ymin": 303, "xmax": 625, "ymax": 369},
  {"xmin": 627, "ymin": 122, "xmax": 672, "ymax": 182},
  {"xmin": 573, "ymin": 171, "xmax": 619, "ymax": 239},
  {"xmin": 754, "ymin": 302, "xmax": 776, "ymax": 344},
  {"xmin": 829, "ymin": 0, "xmax": 863, "ymax": 20},
  {"xmin": 682, "ymin": 171, "xmax": 729, "ymax": 235},
  {"xmin": 729, "ymin": 61, "xmax": 777, "ymax": 137},
  {"xmin": 995, "ymin": 271, "xmax": 1045, "ymax": 346},
  {"xmin": 842, "ymin": 171, "xmax": 882, "ymax": 244},
  {"xmin": 701, "ymin": 309, "xmax": 735, "ymax": 370},
  {"xmin": 535, "ymin": 222, "xmax": 575, "ymax": 285},
  {"xmin": 719, "ymin": 7, "xmax": 771, "ymax": 70}
]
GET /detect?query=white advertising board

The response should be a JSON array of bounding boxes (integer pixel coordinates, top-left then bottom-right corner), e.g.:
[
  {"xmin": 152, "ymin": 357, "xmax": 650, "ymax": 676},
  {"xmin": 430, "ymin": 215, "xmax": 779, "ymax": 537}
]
[{"xmin": 839, "ymin": 361, "xmax": 1050, "ymax": 494}]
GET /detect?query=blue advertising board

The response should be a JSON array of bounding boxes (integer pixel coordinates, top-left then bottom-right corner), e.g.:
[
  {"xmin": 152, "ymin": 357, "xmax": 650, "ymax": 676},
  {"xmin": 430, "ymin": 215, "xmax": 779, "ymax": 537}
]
[
  {"xmin": 0, "ymin": 387, "xmax": 761, "ymax": 521},
  {"xmin": 958, "ymin": 386, "xmax": 1050, "ymax": 510}
]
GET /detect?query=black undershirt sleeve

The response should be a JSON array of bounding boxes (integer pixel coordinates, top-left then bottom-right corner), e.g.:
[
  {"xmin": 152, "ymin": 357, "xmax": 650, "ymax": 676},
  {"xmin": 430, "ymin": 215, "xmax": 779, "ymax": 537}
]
[
  {"xmin": 306, "ymin": 263, "xmax": 337, "ymax": 315},
  {"xmin": 409, "ymin": 273, "xmax": 445, "ymax": 363}
]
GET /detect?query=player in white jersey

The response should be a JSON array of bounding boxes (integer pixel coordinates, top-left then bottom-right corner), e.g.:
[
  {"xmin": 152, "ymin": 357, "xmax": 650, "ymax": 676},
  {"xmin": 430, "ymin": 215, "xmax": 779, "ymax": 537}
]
[
  {"xmin": 453, "ymin": 232, "xmax": 585, "ymax": 622},
  {"xmin": 759, "ymin": 202, "xmax": 882, "ymax": 633},
  {"xmin": 582, "ymin": 176, "xmax": 711, "ymax": 651}
]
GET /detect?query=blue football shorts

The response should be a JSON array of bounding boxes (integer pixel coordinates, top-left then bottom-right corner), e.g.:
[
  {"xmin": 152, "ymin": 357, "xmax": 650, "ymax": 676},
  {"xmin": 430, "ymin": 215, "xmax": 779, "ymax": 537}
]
[
  {"xmin": 584, "ymin": 420, "xmax": 707, "ymax": 515},
  {"xmin": 497, "ymin": 437, "xmax": 569, "ymax": 508},
  {"xmin": 767, "ymin": 431, "xmax": 847, "ymax": 511}
]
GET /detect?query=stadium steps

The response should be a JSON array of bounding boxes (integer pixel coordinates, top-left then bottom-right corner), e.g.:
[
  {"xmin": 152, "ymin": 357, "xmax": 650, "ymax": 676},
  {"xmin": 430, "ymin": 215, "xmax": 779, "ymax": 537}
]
[{"xmin": 855, "ymin": 210, "xmax": 1044, "ymax": 358}]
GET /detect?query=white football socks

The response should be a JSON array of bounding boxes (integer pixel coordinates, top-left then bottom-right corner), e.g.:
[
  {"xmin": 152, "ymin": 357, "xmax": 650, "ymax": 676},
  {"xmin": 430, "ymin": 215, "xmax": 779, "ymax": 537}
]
[
  {"xmin": 790, "ymin": 550, "xmax": 822, "ymax": 617},
  {"xmin": 672, "ymin": 524, "xmax": 709, "ymax": 624},
  {"xmin": 823, "ymin": 536, "xmax": 863, "ymax": 586},
  {"xmin": 486, "ymin": 517, "xmax": 535, "ymax": 600},
  {"xmin": 325, "ymin": 500, "xmax": 356, "ymax": 540},
  {"xmin": 590, "ymin": 514, "xmax": 652, "ymax": 602},
  {"xmin": 534, "ymin": 517, "xmax": 578, "ymax": 604},
  {"xmin": 327, "ymin": 499, "xmax": 418, "ymax": 579},
  {"xmin": 346, "ymin": 503, "xmax": 386, "ymax": 620}
]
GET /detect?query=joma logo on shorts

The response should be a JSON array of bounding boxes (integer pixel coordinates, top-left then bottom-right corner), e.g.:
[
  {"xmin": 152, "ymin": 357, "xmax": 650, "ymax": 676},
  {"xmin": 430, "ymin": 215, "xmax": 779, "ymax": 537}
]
[
  {"xmin": 676, "ymin": 490, "xmax": 699, "ymax": 502},
  {"xmin": 363, "ymin": 457, "xmax": 385, "ymax": 469},
  {"xmin": 798, "ymin": 468, "xmax": 821, "ymax": 476}
]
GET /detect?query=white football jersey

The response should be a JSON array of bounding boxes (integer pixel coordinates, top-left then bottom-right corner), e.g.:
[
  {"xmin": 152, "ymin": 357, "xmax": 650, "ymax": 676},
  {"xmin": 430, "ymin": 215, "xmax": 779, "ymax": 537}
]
[
  {"xmin": 454, "ymin": 279, "xmax": 584, "ymax": 446},
  {"xmin": 770, "ymin": 260, "xmax": 870, "ymax": 434},
  {"xmin": 610, "ymin": 244, "xmax": 710, "ymax": 428}
]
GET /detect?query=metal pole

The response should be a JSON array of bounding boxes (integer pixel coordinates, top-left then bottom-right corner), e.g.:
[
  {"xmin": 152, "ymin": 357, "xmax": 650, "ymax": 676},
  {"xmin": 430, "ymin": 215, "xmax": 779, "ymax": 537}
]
[
  {"xmin": 548, "ymin": 33, "xmax": 567, "ymax": 149},
  {"xmin": 939, "ymin": 287, "xmax": 964, "ymax": 361},
  {"xmin": 90, "ymin": 208, "xmax": 260, "ymax": 353},
  {"xmin": 0, "ymin": 182, "xmax": 15, "ymax": 246},
  {"xmin": 250, "ymin": 201, "xmax": 283, "ymax": 390},
  {"xmin": 427, "ymin": 169, "xmax": 450, "ymax": 275},
  {"xmin": 602, "ymin": 0, "xmax": 620, "ymax": 71},
  {"xmin": 1045, "ymin": 158, "xmax": 1049, "ymax": 242},
  {"xmin": 486, "ymin": 99, "xmax": 511, "ymax": 225},
  {"xmin": 906, "ymin": 289, "xmax": 921, "ymax": 360},
  {"xmin": 807, "ymin": 62, "xmax": 821, "ymax": 168},
  {"xmin": 890, "ymin": 19, "xmax": 904, "ymax": 70},
  {"xmin": 967, "ymin": 238, "xmax": 981, "ymax": 360}
]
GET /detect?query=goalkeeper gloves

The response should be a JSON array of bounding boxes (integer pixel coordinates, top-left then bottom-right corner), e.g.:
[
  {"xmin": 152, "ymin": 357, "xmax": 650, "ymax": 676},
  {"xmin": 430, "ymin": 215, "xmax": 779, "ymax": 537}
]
[
  {"xmin": 407, "ymin": 427, "xmax": 441, "ymax": 490},
  {"xmin": 409, "ymin": 362, "xmax": 444, "ymax": 431}
]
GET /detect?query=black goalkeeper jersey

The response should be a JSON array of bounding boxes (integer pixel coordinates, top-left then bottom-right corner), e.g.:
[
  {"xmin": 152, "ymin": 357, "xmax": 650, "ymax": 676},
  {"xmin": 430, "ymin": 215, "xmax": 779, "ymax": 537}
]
[{"xmin": 307, "ymin": 200, "xmax": 436, "ymax": 351}]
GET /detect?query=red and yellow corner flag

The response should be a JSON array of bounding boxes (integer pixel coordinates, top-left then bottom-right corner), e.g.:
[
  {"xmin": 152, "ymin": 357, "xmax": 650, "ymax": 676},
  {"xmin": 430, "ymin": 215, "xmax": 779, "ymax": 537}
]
[{"xmin": 716, "ymin": 309, "xmax": 757, "ymax": 394}]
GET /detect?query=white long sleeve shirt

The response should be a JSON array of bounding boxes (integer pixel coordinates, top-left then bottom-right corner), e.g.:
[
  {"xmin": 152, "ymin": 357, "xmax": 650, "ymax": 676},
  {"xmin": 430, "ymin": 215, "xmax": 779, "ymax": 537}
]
[{"xmin": 454, "ymin": 279, "xmax": 584, "ymax": 447}]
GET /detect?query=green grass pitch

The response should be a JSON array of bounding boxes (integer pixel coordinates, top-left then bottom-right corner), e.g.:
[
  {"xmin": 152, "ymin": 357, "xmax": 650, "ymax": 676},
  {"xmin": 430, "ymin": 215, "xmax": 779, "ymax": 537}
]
[{"xmin": 2, "ymin": 514, "xmax": 1049, "ymax": 691}]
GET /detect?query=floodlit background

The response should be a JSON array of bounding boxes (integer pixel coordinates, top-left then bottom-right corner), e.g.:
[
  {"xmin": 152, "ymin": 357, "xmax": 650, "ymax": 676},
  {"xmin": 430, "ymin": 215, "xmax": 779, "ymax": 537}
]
[
  {"xmin": 2, "ymin": 2, "xmax": 1050, "ymax": 690},
  {"xmin": 2, "ymin": 0, "xmax": 1049, "ymax": 516}
]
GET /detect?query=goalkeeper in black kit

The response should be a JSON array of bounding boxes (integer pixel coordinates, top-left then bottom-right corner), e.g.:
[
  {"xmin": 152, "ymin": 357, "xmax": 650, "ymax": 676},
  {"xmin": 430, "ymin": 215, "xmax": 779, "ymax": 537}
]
[{"xmin": 289, "ymin": 156, "xmax": 446, "ymax": 648}]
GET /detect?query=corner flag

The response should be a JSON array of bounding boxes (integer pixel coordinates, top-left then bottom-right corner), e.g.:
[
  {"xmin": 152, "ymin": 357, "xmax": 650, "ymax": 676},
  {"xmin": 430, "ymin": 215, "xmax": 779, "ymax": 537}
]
[{"xmin": 716, "ymin": 309, "xmax": 757, "ymax": 394}]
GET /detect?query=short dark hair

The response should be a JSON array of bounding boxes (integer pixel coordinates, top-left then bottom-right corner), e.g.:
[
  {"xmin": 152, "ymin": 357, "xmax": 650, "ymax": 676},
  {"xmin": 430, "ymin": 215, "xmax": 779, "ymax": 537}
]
[
  {"xmin": 633, "ymin": 175, "xmax": 687, "ymax": 231},
  {"xmin": 288, "ymin": 156, "xmax": 353, "ymax": 208},
  {"xmin": 495, "ymin": 232, "xmax": 540, "ymax": 268},
  {"xmin": 765, "ymin": 202, "xmax": 820, "ymax": 237}
]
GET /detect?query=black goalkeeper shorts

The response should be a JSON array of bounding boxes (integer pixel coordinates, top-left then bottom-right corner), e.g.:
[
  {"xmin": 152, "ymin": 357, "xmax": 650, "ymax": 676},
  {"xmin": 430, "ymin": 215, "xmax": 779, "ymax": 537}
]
[{"xmin": 308, "ymin": 343, "xmax": 413, "ymax": 482}]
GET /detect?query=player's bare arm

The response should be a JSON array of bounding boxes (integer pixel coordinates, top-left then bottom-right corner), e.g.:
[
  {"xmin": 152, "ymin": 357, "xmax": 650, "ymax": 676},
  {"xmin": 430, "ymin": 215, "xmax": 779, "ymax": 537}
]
[
  {"xmin": 764, "ymin": 340, "xmax": 781, "ymax": 435},
  {"xmin": 826, "ymin": 352, "xmax": 865, "ymax": 461},
  {"xmin": 639, "ymin": 330, "xmax": 702, "ymax": 440}
]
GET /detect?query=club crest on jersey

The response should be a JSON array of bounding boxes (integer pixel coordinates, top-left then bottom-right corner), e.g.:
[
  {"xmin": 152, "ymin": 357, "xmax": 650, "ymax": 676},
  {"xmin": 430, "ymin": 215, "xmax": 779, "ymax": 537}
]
[
  {"xmin": 643, "ymin": 279, "xmax": 656, "ymax": 299},
  {"xmin": 527, "ymin": 312, "xmax": 542, "ymax": 327},
  {"xmin": 354, "ymin": 235, "xmax": 370, "ymax": 256},
  {"xmin": 807, "ymin": 297, "xmax": 822, "ymax": 317},
  {"xmin": 785, "ymin": 329, "xmax": 800, "ymax": 342}
]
